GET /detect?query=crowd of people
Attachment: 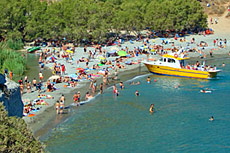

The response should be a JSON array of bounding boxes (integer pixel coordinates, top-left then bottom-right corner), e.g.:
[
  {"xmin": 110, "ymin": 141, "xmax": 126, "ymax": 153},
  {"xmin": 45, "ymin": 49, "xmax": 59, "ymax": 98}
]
[{"xmin": 16, "ymin": 30, "xmax": 228, "ymax": 116}]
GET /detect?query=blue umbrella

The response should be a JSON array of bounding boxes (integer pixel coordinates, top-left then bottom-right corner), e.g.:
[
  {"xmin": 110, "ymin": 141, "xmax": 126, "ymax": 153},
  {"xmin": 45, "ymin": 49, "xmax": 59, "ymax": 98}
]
[
  {"xmin": 68, "ymin": 74, "xmax": 78, "ymax": 79},
  {"xmin": 160, "ymin": 38, "xmax": 166, "ymax": 40}
]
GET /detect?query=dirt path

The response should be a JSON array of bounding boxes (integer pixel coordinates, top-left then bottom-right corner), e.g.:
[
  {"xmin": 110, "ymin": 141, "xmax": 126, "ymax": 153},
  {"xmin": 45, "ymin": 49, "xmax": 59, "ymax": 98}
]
[{"xmin": 208, "ymin": 2, "xmax": 230, "ymax": 35}]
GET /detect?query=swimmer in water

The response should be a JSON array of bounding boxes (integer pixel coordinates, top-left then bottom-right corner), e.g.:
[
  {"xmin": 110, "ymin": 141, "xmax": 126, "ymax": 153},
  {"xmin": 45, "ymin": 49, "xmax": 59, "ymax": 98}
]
[
  {"xmin": 120, "ymin": 81, "xmax": 124, "ymax": 90},
  {"xmin": 130, "ymin": 81, "xmax": 135, "ymax": 85},
  {"xmin": 174, "ymin": 84, "xmax": 180, "ymax": 88},
  {"xmin": 209, "ymin": 116, "xmax": 214, "ymax": 121},
  {"xmin": 149, "ymin": 104, "xmax": 154, "ymax": 113},
  {"xmin": 147, "ymin": 77, "xmax": 151, "ymax": 84},
  {"xmin": 222, "ymin": 63, "xmax": 225, "ymax": 67},
  {"xmin": 135, "ymin": 90, "xmax": 140, "ymax": 96},
  {"xmin": 136, "ymin": 81, "xmax": 140, "ymax": 85}
]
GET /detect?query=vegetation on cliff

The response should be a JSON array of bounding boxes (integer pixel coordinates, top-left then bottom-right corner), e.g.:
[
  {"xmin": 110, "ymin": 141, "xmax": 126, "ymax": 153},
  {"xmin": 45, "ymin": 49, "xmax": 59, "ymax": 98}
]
[
  {"xmin": 0, "ymin": 102, "xmax": 44, "ymax": 152},
  {"xmin": 0, "ymin": 41, "xmax": 25, "ymax": 77},
  {"xmin": 0, "ymin": 0, "xmax": 207, "ymax": 43}
]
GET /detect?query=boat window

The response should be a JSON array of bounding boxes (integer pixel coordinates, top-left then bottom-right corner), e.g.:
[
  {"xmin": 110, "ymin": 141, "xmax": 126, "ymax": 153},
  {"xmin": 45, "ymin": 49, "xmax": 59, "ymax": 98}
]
[
  {"xmin": 163, "ymin": 58, "xmax": 167, "ymax": 62},
  {"xmin": 168, "ymin": 58, "xmax": 175, "ymax": 63},
  {"xmin": 159, "ymin": 58, "xmax": 163, "ymax": 62}
]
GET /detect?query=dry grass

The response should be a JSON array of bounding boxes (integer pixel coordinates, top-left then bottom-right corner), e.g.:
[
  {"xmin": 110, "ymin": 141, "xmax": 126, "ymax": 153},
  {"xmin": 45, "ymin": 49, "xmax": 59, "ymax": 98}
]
[{"xmin": 200, "ymin": 0, "xmax": 229, "ymax": 15}]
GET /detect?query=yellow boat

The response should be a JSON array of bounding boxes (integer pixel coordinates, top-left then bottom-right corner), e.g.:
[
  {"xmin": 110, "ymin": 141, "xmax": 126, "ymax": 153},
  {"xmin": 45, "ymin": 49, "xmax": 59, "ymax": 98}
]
[{"xmin": 143, "ymin": 54, "xmax": 221, "ymax": 79}]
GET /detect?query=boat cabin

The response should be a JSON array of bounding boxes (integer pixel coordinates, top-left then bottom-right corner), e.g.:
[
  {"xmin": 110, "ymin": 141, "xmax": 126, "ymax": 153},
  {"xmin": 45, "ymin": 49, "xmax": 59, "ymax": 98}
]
[{"xmin": 156, "ymin": 55, "xmax": 187, "ymax": 69}]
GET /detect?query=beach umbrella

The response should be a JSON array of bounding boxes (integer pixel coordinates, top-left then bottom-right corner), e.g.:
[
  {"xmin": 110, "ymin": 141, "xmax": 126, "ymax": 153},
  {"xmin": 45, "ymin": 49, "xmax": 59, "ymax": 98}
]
[
  {"xmin": 117, "ymin": 50, "xmax": 127, "ymax": 56},
  {"xmin": 108, "ymin": 50, "xmax": 116, "ymax": 54},
  {"xmin": 66, "ymin": 50, "xmax": 73, "ymax": 53},
  {"xmin": 28, "ymin": 114, "xmax": 35, "ymax": 117},
  {"xmin": 68, "ymin": 74, "xmax": 78, "ymax": 80},
  {"xmin": 48, "ymin": 75, "xmax": 60, "ymax": 80},
  {"xmin": 76, "ymin": 68, "xmax": 84, "ymax": 71},
  {"xmin": 160, "ymin": 38, "xmax": 166, "ymax": 41},
  {"xmin": 110, "ymin": 46, "xmax": 119, "ymax": 52}
]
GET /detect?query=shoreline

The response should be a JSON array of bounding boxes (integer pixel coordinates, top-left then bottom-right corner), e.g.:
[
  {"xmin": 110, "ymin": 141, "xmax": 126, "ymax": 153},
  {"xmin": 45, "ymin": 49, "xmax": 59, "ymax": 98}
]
[
  {"xmin": 30, "ymin": 64, "xmax": 149, "ymax": 138},
  {"xmin": 22, "ymin": 33, "xmax": 230, "ymax": 139}
]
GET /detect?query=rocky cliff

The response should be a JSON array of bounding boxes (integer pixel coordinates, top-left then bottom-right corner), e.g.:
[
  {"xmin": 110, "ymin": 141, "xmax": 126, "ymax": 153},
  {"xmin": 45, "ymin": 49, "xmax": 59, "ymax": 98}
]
[{"xmin": 0, "ymin": 75, "xmax": 23, "ymax": 117}]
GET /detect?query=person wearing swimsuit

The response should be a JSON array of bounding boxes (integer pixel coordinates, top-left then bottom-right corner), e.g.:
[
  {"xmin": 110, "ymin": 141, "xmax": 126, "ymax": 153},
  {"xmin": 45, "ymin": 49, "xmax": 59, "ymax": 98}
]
[
  {"xmin": 135, "ymin": 90, "xmax": 140, "ymax": 96},
  {"xmin": 149, "ymin": 104, "xmax": 154, "ymax": 114},
  {"xmin": 55, "ymin": 101, "xmax": 60, "ymax": 114},
  {"xmin": 60, "ymin": 101, "xmax": 64, "ymax": 114}
]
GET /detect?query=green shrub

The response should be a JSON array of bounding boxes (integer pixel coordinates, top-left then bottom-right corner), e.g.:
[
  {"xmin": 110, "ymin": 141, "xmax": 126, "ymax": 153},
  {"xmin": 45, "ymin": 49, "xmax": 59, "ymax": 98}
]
[
  {"xmin": 0, "ymin": 102, "xmax": 44, "ymax": 152},
  {"xmin": 0, "ymin": 43, "xmax": 26, "ymax": 76},
  {"xmin": 6, "ymin": 39, "xmax": 24, "ymax": 50}
]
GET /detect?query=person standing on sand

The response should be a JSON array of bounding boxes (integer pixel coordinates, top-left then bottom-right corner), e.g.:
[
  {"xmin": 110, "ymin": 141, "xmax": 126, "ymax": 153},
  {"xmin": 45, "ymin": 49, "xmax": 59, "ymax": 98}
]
[
  {"xmin": 20, "ymin": 83, "xmax": 24, "ymax": 95},
  {"xmin": 32, "ymin": 78, "xmax": 37, "ymax": 91},
  {"xmin": 36, "ymin": 81, "xmax": 41, "ymax": 94},
  {"xmin": 209, "ymin": 50, "xmax": 213, "ymax": 57},
  {"xmin": 215, "ymin": 18, "xmax": 218, "ymax": 24},
  {"xmin": 61, "ymin": 64, "xmax": 65, "ymax": 76},
  {"xmin": 55, "ymin": 100, "xmax": 60, "ymax": 114},
  {"xmin": 213, "ymin": 39, "xmax": 216, "ymax": 46},
  {"xmin": 39, "ymin": 71, "xmax": 43, "ymax": 81},
  {"xmin": 26, "ymin": 82, "xmax": 31, "ymax": 93}
]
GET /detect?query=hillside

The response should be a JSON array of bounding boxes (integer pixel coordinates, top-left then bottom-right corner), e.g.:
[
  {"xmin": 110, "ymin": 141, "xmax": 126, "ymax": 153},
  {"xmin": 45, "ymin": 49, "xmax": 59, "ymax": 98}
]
[{"xmin": 200, "ymin": 0, "xmax": 230, "ymax": 16}]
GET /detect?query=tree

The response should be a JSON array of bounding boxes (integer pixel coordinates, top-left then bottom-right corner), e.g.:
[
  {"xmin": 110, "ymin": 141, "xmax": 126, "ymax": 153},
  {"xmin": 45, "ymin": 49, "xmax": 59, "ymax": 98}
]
[{"xmin": 0, "ymin": 102, "xmax": 44, "ymax": 152}]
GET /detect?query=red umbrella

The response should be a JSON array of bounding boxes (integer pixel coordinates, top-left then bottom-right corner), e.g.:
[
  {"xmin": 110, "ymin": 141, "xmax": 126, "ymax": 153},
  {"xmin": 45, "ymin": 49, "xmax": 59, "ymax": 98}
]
[{"xmin": 76, "ymin": 68, "xmax": 84, "ymax": 71}]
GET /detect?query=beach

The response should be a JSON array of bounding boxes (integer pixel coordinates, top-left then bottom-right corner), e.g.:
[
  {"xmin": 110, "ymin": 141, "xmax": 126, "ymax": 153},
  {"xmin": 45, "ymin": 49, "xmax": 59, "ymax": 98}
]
[{"xmin": 21, "ymin": 27, "xmax": 230, "ymax": 138}]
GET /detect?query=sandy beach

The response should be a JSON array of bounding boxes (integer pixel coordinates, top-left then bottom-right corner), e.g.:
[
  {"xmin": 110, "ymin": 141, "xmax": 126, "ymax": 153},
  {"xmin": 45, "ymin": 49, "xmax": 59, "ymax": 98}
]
[{"xmin": 22, "ymin": 23, "xmax": 230, "ymax": 138}]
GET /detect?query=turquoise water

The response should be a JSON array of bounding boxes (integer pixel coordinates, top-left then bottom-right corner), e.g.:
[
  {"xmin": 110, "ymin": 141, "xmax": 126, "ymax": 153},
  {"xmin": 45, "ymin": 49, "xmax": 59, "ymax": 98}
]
[{"xmin": 43, "ymin": 57, "xmax": 230, "ymax": 153}]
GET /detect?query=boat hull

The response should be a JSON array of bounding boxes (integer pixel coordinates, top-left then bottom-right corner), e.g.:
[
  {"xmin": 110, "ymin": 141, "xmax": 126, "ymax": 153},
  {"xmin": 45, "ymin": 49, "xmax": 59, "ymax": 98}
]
[{"xmin": 144, "ymin": 63, "xmax": 218, "ymax": 79}]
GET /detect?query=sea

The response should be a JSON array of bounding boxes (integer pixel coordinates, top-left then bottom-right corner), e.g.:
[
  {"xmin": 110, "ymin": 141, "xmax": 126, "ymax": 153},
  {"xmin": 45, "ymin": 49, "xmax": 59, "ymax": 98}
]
[{"xmin": 42, "ymin": 57, "xmax": 230, "ymax": 153}]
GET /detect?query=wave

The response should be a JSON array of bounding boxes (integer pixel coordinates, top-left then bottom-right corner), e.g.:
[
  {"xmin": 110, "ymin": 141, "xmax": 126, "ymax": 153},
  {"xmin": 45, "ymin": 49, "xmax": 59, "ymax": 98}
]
[{"xmin": 125, "ymin": 73, "xmax": 151, "ymax": 83}]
